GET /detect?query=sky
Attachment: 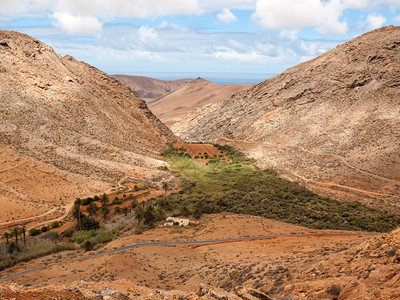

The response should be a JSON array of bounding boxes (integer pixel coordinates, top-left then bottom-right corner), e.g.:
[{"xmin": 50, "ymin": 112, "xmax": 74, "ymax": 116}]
[{"xmin": 1, "ymin": 0, "xmax": 400, "ymax": 83}]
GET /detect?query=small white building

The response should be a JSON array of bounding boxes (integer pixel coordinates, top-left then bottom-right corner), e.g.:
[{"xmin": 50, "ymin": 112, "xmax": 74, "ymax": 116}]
[{"xmin": 164, "ymin": 217, "xmax": 190, "ymax": 227}]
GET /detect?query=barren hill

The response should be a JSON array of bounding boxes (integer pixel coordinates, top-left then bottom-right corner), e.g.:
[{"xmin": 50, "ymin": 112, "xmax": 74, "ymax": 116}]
[
  {"xmin": 0, "ymin": 30, "xmax": 177, "ymax": 222},
  {"xmin": 172, "ymin": 26, "xmax": 400, "ymax": 210},
  {"xmin": 111, "ymin": 74, "xmax": 192, "ymax": 100},
  {"xmin": 148, "ymin": 78, "xmax": 252, "ymax": 127}
]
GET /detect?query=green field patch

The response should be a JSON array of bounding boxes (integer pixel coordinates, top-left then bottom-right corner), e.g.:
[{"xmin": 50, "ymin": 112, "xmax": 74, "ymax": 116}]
[{"xmin": 159, "ymin": 144, "xmax": 400, "ymax": 232}]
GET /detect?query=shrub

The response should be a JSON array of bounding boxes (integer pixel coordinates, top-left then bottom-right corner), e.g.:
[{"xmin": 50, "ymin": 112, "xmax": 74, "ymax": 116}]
[
  {"xmin": 82, "ymin": 240, "xmax": 94, "ymax": 251},
  {"xmin": 7, "ymin": 242, "xmax": 18, "ymax": 254},
  {"xmin": 62, "ymin": 229, "xmax": 74, "ymax": 238},
  {"xmin": 51, "ymin": 221, "xmax": 60, "ymax": 228},
  {"xmin": 157, "ymin": 165, "xmax": 169, "ymax": 171},
  {"xmin": 81, "ymin": 217, "xmax": 100, "ymax": 231},
  {"xmin": 134, "ymin": 225, "xmax": 149, "ymax": 235},
  {"xmin": 81, "ymin": 197, "xmax": 94, "ymax": 205},
  {"xmin": 87, "ymin": 203, "xmax": 99, "ymax": 217},
  {"xmin": 40, "ymin": 226, "xmax": 49, "ymax": 233},
  {"xmin": 113, "ymin": 197, "xmax": 122, "ymax": 205},
  {"xmin": 73, "ymin": 230, "xmax": 113, "ymax": 245},
  {"xmin": 41, "ymin": 231, "xmax": 59, "ymax": 241},
  {"xmin": 29, "ymin": 228, "xmax": 41, "ymax": 236}
]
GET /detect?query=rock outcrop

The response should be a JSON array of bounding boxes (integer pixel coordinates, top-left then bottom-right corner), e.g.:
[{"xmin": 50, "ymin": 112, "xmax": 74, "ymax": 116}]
[
  {"xmin": 0, "ymin": 30, "xmax": 177, "ymax": 218},
  {"xmin": 285, "ymin": 226, "xmax": 400, "ymax": 299},
  {"xmin": 172, "ymin": 26, "xmax": 400, "ymax": 210}
]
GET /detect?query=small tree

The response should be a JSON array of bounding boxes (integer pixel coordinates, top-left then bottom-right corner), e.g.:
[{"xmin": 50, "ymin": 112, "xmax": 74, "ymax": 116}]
[
  {"xmin": 81, "ymin": 217, "xmax": 100, "ymax": 230},
  {"xmin": 113, "ymin": 196, "xmax": 121, "ymax": 205},
  {"xmin": 2, "ymin": 232, "xmax": 10, "ymax": 245},
  {"xmin": 143, "ymin": 205, "xmax": 156, "ymax": 225},
  {"xmin": 73, "ymin": 199, "xmax": 83, "ymax": 231},
  {"xmin": 87, "ymin": 203, "xmax": 99, "ymax": 217},
  {"xmin": 21, "ymin": 224, "xmax": 26, "ymax": 245},
  {"xmin": 100, "ymin": 193, "xmax": 109, "ymax": 207},
  {"xmin": 12, "ymin": 227, "xmax": 19, "ymax": 246},
  {"xmin": 131, "ymin": 199, "xmax": 138, "ymax": 210},
  {"xmin": 122, "ymin": 207, "xmax": 129, "ymax": 216},
  {"xmin": 135, "ymin": 207, "xmax": 144, "ymax": 222},
  {"xmin": 7, "ymin": 241, "xmax": 18, "ymax": 254},
  {"xmin": 162, "ymin": 182, "xmax": 168, "ymax": 200},
  {"xmin": 29, "ymin": 228, "xmax": 41, "ymax": 236},
  {"xmin": 114, "ymin": 206, "xmax": 122, "ymax": 214},
  {"xmin": 101, "ymin": 206, "xmax": 110, "ymax": 220}
]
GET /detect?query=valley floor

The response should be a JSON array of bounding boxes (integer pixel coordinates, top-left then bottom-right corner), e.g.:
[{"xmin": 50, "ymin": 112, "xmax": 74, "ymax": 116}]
[{"xmin": 0, "ymin": 214, "xmax": 375, "ymax": 298}]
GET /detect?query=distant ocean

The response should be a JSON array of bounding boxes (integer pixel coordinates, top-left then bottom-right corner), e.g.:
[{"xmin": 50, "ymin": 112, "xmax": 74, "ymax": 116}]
[{"xmin": 110, "ymin": 72, "xmax": 277, "ymax": 85}]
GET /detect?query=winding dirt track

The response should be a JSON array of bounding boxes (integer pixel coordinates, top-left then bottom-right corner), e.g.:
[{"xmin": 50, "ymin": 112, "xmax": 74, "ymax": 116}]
[{"xmin": 0, "ymin": 231, "xmax": 376, "ymax": 282}]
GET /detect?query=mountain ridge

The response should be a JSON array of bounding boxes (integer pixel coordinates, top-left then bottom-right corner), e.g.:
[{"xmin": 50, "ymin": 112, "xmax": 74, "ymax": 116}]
[
  {"xmin": 148, "ymin": 77, "xmax": 252, "ymax": 127},
  {"xmin": 111, "ymin": 74, "xmax": 193, "ymax": 100},
  {"xmin": 0, "ymin": 30, "xmax": 177, "ymax": 222},
  {"xmin": 172, "ymin": 25, "xmax": 400, "ymax": 210}
]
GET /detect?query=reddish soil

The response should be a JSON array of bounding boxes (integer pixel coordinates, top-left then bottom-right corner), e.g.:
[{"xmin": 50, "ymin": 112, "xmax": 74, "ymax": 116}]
[
  {"xmin": 0, "ymin": 214, "xmax": 375, "ymax": 295},
  {"xmin": 173, "ymin": 143, "xmax": 231, "ymax": 164}
]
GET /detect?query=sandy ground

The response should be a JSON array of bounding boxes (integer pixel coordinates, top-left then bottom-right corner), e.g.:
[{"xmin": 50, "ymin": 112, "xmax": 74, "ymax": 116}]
[
  {"xmin": 0, "ymin": 214, "xmax": 376, "ymax": 293},
  {"xmin": 0, "ymin": 145, "xmax": 109, "ymax": 224}
]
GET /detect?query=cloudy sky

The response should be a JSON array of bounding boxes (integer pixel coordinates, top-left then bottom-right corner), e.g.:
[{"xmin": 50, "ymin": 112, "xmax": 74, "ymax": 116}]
[{"xmin": 1, "ymin": 0, "xmax": 400, "ymax": 83}]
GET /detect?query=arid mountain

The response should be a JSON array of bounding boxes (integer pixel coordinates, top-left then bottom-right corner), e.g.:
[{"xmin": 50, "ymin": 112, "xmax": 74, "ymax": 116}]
[
  {"xmin": 172, "ymin": 26, "xmax": 400, "ymax": 211},
  {"xmin": 111, "ymin": 74, "xmax": 192, "ymax": 101},
  {"xmin": 148, "ymin": 78, "xmax": 252, "ymax": 127},
  {"xmin": 0, "ymin": 30, "xmax": 177, "ymax": 222}
]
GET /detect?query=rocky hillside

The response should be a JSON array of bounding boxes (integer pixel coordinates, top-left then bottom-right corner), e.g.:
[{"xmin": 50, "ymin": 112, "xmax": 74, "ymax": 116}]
[
  {"xmin": 111, "ymin": 74, "xmax": 192, "ymax": 100},
  {"xmin": 149, "ymin": 78, "xmax": 252, "ymax": 127},
  {"xmin": 0, "ymin": 30, "xmax": 177, "ymax": 220},
  {"xmin": 290, "ymin": 225, "xmax": 400, "ymax": 299},
  {"xmin": 173, "ymin": 26, "xmax": 400, "ymax": 211}
]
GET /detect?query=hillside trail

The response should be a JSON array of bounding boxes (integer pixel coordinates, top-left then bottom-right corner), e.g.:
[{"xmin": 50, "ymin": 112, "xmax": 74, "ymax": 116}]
[
  {"xmin": 0, "ymin": 203, "xmax": 74, "ymax": 230},
  {"xmin": 0, "ymin": 176, "xmax": 132, "ymax": 231},
  {"xmin": 288, "ymin": 169, "xmax": 390, "ymax": 197},
  {"xmin": 218, "ymin": 137, "xmax": 398, "ymax": 196},
  {"xmin": 0, "ymin": 231, "xmax": 379, "ymax": 282},
  {"xmin": 0, "ymin": 207, "xmax": 58, "ymax": 230},
  {"xmin": 26, "ymin": 203, "xmax": 74, "ymax": 230}
]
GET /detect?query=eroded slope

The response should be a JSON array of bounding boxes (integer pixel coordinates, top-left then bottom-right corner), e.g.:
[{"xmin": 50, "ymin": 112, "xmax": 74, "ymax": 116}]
[{"xmin": 0, "ymin": 30, "xmax": 177, "ymax": 221}]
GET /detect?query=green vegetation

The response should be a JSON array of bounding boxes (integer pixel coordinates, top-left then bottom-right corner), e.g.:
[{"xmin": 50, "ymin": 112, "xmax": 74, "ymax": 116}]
[
  {"xmin": 156, "ymin": 144, "xmax": 400, "ymax": 232},
  {"xmin": 73, "ymin": 221, "xmax": 133, "ymax": 251},
  {"xmin": 0, "ymin": 233, "xmax": 76, "ymax": 271}
]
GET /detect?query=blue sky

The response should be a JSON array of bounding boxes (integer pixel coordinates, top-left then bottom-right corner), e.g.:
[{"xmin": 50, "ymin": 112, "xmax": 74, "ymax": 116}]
[{"xmin": 1, "ymin": 1, "xmax": 400, "ymax": 83}]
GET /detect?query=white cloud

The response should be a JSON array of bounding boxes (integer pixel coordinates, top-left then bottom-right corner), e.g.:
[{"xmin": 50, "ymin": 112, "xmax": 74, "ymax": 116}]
[
  {"xmin": 253, "ymin": 0, "xmax": 349, "ymax": 35},
  {"xmin": 199, "ymin": 0, "xmax": 257, "ymax": 12},
  {"xmin": 50, "ymin": 0, "xmax": 199, "ymax": 35},
  {"xmin": 157, "ymin": 21, "xmax": 189, "ymax": 31},
  {"xmin": 55, "ymin": 0, "xmax": 199, "ymax": 19},
  {"xmin": 52, "ymin": 12, "xmax": 102, "ymax": 35},
  {"xmin": 393, "ymin": 15, "xmax": 400, "ymax": 22},
  {"xmin": 137, "ymin": 26, "xmax": 159, "ymax": 44},
  {"xmin": 0, "ymin": 0, "xmax": 54, "ymax": 17},
  {"xmin": 217, "ymin": 8, "xmax": 237, "ymax": 23},
  {"xmin": 365, "ymin": 13, "xmax": 386, "ymax": 30},
  {"xmin": 252, "ymin": 0, "xmax": 398, "ymax": 35}
]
